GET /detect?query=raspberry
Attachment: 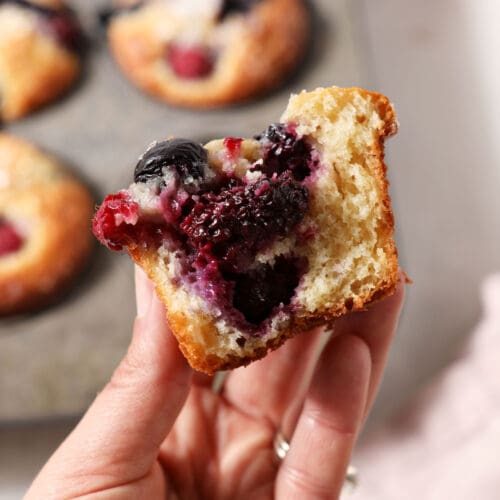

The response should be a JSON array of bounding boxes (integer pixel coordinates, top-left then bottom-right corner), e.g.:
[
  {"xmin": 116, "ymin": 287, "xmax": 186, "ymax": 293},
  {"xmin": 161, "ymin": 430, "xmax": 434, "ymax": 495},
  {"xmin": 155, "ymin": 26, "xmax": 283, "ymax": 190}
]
[
  {"xmin": 0, "ymin": 220, "xmax": 24, "ymax": 257},
  {"xmin": 255, "ymin": 123, "xmax": 315, "ymax": 181},
  {"xmin": 223, "ymin": 137, "xmax": 243, "ymax": 161},
  {"xmin": 92, "ymin": 192, "xmax": 140, "ymax": 251},
  {"xmin": 166, "ymin": 44, "xmax": 214, "ymax": 79},
  {"xmin": 94, "ymin": 192, "xmax": 178, "ymax": 252},
  {"xmin": 180, "ymin": 173, "xmax": 308, "ymax": 273}
]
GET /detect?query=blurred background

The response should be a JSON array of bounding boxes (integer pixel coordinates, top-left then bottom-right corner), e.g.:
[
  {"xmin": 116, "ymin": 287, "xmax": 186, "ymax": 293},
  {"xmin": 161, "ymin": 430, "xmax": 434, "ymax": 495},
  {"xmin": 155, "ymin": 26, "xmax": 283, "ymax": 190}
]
[{"xmin": 1, "ymin": 0, "xmax": 500, "ymax": 498}]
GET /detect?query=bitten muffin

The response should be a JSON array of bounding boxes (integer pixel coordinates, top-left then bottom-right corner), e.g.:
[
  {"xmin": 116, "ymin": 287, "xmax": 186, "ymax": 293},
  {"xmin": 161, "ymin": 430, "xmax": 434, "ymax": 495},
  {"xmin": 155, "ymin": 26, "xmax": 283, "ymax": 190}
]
[
  {"xmin": 0, "ymin": 0, "xmax": 82, "ymax": 121},
  {"xmin": 104, "ymin": 0, "xmax": 309, "ymax": 107},
  {"xmin": 93, "ymin": 86, "xmax": 399, "ymax": 373},
  {"xmin": 0, "ymin": 134, "xmax": 94, "ymax": 315}
]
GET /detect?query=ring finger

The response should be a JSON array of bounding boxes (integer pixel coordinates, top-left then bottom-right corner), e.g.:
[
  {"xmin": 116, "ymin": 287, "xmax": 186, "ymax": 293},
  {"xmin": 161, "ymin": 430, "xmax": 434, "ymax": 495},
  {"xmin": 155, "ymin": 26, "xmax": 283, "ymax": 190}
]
[{"xmin": 276, "ymin": 334, "xmax": 371, "ymax": 499}]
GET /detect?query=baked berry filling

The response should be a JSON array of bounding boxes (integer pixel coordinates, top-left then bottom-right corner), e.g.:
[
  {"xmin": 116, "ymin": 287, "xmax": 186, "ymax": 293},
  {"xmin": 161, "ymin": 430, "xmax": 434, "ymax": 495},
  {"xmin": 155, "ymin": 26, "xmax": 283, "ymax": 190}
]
[
  {"xmin": 231, "ymin": 256, "xmax": 306, "ymax": 324},
  {"xmin": 166, "ymin": 43, "xmax": 215, "ymax": 80},
  {"xmin": 180, "ymin": 173, "xmax": 308, "ymax": 274},
  {"xmin": 0, "ymin": 219, "xmax": 24, "ymax": 257},
  {"xmin": 94, "ymin": 124, "xmax": 318, "ymax": 331},
  {"xmin": 2, "ymin": 0, "xmax": 82, "ymax": 51},
  {"xmin": 255, "ymin": 123, "xmax": 316, "ymax": 181}
]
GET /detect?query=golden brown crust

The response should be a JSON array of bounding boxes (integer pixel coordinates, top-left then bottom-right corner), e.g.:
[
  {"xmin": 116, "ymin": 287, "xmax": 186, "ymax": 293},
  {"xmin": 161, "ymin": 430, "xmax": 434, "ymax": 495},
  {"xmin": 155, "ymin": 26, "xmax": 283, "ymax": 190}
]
[
  {"xmin": 107, "ymin": 0, "xmax": 309, "ymax": 107},
  {"xmin": 0, "ymin": 134, "xmax": 94, "ymax": 315},
  {"xmin": 0, "ymin": 2, "xmax": 80, "ymax": 121}
]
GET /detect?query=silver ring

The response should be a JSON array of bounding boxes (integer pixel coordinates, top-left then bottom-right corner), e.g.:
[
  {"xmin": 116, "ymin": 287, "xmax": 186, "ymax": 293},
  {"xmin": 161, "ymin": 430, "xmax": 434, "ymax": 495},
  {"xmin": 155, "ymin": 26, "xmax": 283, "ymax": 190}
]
[
  {"xmin": 273, "ymin": 431, "xmax": 290, "ymax": 460},
  {"xmin": 273, "ymin": 432, "xmax": 359, "ymax": 493},
  {"xmin": 343, "ymin": 465, "xmax": 359, "ymax": 494}
]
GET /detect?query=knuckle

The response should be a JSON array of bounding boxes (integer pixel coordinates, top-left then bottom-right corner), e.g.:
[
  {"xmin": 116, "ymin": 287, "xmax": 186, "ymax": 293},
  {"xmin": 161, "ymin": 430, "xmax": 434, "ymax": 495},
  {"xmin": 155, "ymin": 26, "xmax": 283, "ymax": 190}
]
[
  {"xmin": 108, "ymin": 350, "xmax": 150, "ymax": 392},
  {"xmin": 303, "ymin": 407, "xmax": 357, "ymax": 438},
  {"xmin": 281, "ymin": 464, "xmax": 334, "ymax": 499}
]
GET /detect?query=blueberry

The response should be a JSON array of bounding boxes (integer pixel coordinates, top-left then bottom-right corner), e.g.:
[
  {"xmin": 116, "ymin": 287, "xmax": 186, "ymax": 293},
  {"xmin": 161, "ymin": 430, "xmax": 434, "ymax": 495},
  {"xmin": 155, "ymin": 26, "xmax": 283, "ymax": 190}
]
[{"xmin": 134, "ymin": 139, "xmax": 208, "ymax": 187}]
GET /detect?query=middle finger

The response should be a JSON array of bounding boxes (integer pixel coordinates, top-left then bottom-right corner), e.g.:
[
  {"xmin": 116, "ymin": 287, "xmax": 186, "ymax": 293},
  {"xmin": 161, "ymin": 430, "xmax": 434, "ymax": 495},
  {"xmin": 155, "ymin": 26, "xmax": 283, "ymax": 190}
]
[{"xmin": 223, "ymin": 327, "xmax": 326, "ymax": 426}]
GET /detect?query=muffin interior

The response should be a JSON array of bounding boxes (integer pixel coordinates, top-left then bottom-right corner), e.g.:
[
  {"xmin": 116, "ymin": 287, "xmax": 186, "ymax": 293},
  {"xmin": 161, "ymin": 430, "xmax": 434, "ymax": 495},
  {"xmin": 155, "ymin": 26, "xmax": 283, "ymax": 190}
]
[{"xmin": 94, "ymin": 124, "xmax": 320, "ymax": 335}]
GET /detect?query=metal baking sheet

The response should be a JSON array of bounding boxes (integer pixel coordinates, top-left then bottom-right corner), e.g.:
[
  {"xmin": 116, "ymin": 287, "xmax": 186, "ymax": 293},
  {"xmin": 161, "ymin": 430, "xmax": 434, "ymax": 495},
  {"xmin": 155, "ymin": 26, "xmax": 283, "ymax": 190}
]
[{"xmin": 0, "ymin": 0, "xmax": 364, "ymax": 421}]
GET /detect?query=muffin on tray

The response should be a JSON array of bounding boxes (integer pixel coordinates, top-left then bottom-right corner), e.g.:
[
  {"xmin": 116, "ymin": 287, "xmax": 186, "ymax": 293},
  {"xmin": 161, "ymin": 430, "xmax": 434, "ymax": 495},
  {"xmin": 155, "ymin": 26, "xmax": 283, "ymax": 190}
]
[
  {"xmin": 104, "ymin": 0, "xmax": 309, "ymax": 107},
  {"xmin": 0, "ymin": 133, "xmax": 94, "ymax": 315},
  {"xmin": 0, "ymin": 0, "xmax": 82, "ymax": 121}
]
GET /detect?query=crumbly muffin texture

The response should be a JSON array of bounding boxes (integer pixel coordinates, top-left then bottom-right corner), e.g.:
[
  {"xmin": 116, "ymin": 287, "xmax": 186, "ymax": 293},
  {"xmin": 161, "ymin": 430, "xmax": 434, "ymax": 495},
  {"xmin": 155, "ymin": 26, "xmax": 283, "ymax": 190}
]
[
  {"xmin": 93, "ymin": 86, "xmax": 399, "ymax": 373},
  {"xmin": 282, "ymin": 88, "xmax": 398, "ymax": 314}
]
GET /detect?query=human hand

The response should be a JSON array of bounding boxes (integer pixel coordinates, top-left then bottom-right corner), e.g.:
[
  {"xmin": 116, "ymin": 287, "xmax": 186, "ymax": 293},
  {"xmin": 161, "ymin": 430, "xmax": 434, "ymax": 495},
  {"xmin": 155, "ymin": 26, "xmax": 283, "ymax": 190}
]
[{"xmin": 26, "ymin": 268, "xmax": 405, "ymax": 500}]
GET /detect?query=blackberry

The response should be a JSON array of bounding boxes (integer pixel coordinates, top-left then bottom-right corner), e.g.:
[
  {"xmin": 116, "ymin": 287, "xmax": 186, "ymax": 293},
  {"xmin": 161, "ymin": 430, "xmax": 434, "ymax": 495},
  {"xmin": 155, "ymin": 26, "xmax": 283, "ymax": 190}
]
[
  {"xmin": 231, "ymin": 257, "xmax": 303, "ymax": 324},
  {"xmin": 180, "ymin": 173, "xmax": 308, "ymax": 273},
  {"xmin": 255, "ymin": 123, "xmax": 313, "ymax": 181}
]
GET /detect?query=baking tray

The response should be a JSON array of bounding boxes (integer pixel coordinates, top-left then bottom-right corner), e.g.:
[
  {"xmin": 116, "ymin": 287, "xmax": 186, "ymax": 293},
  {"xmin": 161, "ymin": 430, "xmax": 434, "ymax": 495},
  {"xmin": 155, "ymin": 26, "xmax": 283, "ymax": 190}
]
[{"xmin": 0, "ymin": 0, "xmax": 364, "ymax": 421}]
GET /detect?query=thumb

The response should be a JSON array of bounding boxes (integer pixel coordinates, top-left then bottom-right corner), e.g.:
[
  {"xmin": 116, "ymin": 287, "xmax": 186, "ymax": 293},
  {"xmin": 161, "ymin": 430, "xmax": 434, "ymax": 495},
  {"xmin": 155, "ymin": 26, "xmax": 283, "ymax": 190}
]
[{"xmin": 27, "ymin": 268, "xmax": 192, "ymax": 498}]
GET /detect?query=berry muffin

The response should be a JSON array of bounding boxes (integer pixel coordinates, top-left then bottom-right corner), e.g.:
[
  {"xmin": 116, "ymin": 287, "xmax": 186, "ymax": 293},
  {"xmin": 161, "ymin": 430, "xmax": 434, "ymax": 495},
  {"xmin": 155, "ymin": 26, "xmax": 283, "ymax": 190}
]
[
  {"xmin": 0, "ymin": 0, "xmax": 82, "ymax": 121},
  {"xmin": 93, "ymin": 86, "xmax": 399, "ymax": 373},
  {"xmin": 0, "ymin": 134, "xmax": 94, "ymax": 315},
  {"xmin": 104, "ymin": 0, "xmax": 309, "ymax": 107}
]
